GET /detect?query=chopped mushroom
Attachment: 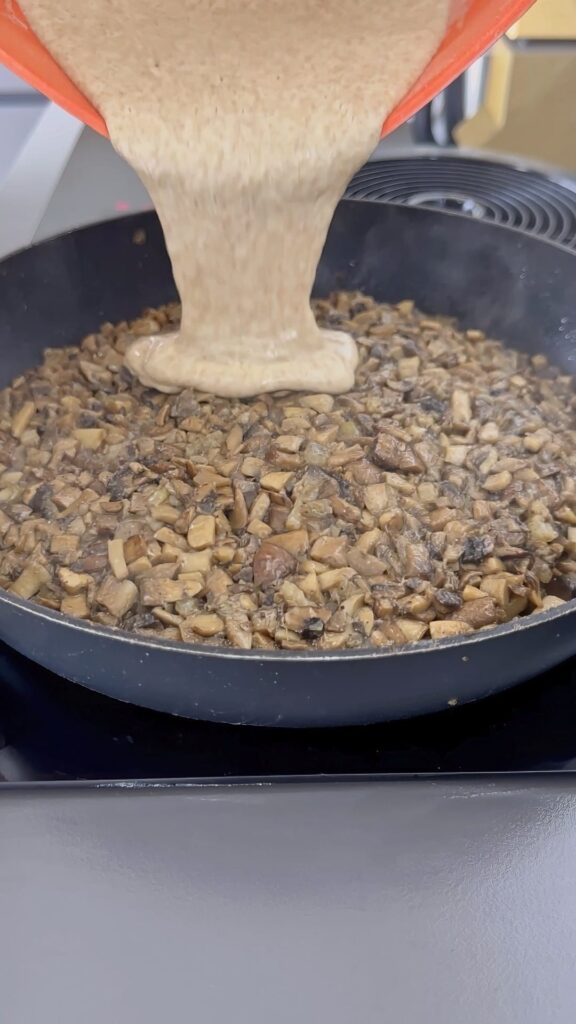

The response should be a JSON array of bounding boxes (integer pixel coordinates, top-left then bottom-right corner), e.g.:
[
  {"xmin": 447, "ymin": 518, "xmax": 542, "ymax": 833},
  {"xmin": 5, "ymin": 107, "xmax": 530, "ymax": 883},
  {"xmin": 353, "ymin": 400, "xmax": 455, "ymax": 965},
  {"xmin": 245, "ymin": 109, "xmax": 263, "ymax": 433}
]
[
  {"xmin": 0, "ymin": 291, "xmax": 573, "ymax": 651},
  {"xmin": 372, "ymin": 433, "xmax": 425, "ymax": 474},
  {"xmin": 96, "ymin": 576, "xmax": 138, "ymax": 618},
  {"xmin": 253, "ymin": 542, "xmax": 298, "ymax": 588},
  {"xmin": 9, "ymin": 563, "xmax": 51, "ymax": 599}
]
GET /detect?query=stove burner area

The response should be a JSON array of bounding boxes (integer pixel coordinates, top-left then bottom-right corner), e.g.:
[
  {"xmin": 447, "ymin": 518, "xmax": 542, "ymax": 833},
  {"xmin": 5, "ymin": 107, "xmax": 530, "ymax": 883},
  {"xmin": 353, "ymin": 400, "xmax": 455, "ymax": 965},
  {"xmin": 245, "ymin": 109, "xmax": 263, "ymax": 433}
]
[
  {"xmin": 1, "ymin": 643, "xmax": 576, "ymax": 782},
  {"xmin": 347, "ymin": 154, "xmax": 576, "ymax": 250},
  {"xmin": 2, "ymin": 152, "xmax": 576, "ymax": 783}
]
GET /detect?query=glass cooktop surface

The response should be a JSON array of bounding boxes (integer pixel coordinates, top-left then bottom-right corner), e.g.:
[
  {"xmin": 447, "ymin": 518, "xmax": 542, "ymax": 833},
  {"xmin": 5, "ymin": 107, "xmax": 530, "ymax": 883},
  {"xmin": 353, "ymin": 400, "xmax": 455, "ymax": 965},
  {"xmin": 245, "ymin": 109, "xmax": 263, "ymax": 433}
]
[{"xmin": 1, "ymin": 643, "xmax": 575, "ymax": 782}]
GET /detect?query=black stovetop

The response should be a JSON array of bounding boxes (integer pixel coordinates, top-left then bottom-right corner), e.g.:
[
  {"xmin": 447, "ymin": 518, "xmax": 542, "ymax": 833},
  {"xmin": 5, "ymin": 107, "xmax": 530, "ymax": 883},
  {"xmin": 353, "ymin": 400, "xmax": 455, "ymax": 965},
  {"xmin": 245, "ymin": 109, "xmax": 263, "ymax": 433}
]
[{"xmin": 1, "ymin": 643, "xmax": 576, "ymax": 781}]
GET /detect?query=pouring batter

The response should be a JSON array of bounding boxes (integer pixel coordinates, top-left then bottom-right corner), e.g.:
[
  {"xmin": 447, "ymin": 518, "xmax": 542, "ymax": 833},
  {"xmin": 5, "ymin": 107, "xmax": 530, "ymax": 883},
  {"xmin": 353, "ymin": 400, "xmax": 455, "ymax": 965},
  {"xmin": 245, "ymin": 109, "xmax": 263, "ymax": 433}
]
[{"xmin": 21, "ymin": 0, "xmax": 449, "ymax": 397}]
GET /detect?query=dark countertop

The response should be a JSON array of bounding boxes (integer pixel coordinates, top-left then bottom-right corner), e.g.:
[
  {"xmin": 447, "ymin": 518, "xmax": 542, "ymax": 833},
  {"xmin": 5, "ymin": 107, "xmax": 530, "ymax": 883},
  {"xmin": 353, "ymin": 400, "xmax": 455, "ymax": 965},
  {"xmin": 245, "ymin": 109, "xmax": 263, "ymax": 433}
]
[{"xmin": 2, "ymin": 776, "xmax": 576, "ymax": 1023}]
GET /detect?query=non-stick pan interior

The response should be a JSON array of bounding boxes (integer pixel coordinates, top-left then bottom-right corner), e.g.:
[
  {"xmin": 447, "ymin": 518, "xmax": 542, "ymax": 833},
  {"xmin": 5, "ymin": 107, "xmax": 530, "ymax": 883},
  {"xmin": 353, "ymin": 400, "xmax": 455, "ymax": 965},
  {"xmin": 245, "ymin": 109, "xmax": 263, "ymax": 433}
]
[{"xmin": 0, "ymin": 200, "xmax": 575, "ymax": 726}]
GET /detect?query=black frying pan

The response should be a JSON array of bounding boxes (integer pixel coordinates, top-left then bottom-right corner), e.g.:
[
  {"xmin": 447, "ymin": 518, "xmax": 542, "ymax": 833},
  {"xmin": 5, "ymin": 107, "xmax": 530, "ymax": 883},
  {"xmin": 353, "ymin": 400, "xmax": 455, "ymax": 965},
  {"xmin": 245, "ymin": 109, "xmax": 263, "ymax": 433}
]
[{"xmin": 0, "ymin": 200, "xmax": 575, "ymax": 727}]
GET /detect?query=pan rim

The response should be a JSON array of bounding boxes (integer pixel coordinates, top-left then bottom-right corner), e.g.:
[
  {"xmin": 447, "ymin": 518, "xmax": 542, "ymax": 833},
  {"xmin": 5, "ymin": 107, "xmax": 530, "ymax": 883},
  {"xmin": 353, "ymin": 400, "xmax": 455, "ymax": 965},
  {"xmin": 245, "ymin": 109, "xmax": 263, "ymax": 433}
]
[
  {"xmin": 3, "ymin": 196, "xmax": 576, "ymax": 265},
  {"xmin": 1, "ymin": 585, "xmax": 574, "ymax": 663}
]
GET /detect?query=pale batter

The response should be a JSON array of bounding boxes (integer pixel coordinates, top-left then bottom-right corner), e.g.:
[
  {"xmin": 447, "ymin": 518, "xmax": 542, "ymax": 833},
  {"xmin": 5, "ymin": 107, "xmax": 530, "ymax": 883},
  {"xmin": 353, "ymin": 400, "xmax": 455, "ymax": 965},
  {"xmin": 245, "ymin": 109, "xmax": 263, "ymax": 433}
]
[{"xmin": 21, "ymin": 0, "xmax": 449, "ymax": 397}]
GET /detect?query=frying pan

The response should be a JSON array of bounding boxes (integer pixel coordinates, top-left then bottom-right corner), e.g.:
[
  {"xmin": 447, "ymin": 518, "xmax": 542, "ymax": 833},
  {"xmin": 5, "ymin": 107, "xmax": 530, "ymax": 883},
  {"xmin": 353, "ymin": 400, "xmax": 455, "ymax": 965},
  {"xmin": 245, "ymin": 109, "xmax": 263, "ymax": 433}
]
[{"xmin": 0, "ymin": 199, "xmax": 575, "ymax": 727}]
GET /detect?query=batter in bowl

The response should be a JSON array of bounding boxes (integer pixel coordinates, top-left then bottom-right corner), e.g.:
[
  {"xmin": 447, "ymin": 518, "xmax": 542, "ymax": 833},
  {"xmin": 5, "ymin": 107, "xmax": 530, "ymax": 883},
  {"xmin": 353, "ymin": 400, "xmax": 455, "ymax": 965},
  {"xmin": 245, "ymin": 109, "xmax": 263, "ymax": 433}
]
[{"xmin": 21, "ymin": 0, "xmax": 449, "ymax": 397}]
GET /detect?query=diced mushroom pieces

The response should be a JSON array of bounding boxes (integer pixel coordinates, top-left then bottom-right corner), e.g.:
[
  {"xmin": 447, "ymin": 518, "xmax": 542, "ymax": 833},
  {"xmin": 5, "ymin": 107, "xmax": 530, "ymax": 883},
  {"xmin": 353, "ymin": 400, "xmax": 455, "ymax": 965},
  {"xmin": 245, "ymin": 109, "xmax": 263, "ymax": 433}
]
[
  {"xmin": 224, "ymin": 614, "xmax": 253, "ymax": 649},
  {"xmin": 310, "ymin": 535, "xmax": 349, "ymax": 567},
  {"xmin": 318, "ymin": 567, "xmax": 355, "ymax": 591},
  {"xmin": 461, "ymin": 536, "xmax": 494, "ymax": 563},
  {"xmin": 241, "ymin": 456, "xmax": 264, "ymax": 477},
  {"xmin": 153, "ymin": 607, "xmax": 183, "ymax": 627},
  {"xmin": 355, "ymin": 606, "xmax": 375, "ymax": 637},
  {"xmin": 523, "ymin": 431, "xmax": 547, "ymax": 453},
  {"xmin": 299, "ymin": 572, "xmax": 322, "ymax": 602},
  {"xmin": 252, "ymin": 631, "xmax": 275, "ymax": 649},
  {"xmin": 11, "ymin": 401, "xmax": 35, "ymax": 439},
  {"xmin": 185, "ymin": 613, "xmax": 224, "ymax": 638},
  {"xmin": 275, "ymin": 435, "xmax": 304, "ymax": 453},
  {"xmin": 178, "ymin": 550, "xmax": 213, "ymax": 574},
  {"xmin": 52, "ymin": 485, "xmax": 84, "ymax": 511},
  {"xmin": 481, "ymin": 556, "xmax": 505, "ymax": 575},
  {"xmin": 249, "ymin": 492, "xmax": 270, "ymax": 523},
  {"xmin": 279, "ymin": 580, "xmax": 309, "ymax": 607},
  {"xmin": 478, "ymin": 422, "xmax": 500, "ymax": 443},
  {"xmin": 205, "ymin": 568, "xmax": 233, "ymax": 603},
  {"xmin": 396, "ymin": 619, "xmax": 428, "ymax": 643},
  {"xmin": 253, "ymin": 542, "xmax": 297, "ymax": 587},
  {"xmin": 107, "ymin": 538, "xmax": 129, "ymax": 580},
  {"xmin": 260, "ymin": 472, "xmax": 293, "ymax": 493},
  {"xmin": 9, "ymin": 564, "xmax": 51, "ymax": 599},
  {"xmin": 299, "ymin": 394, "xmax": 334, "ymax": 413},
  {"xmin": 283, "ymin": 605, "xmax": 323, "ymax": 633},
  {"xmin": 433, "ymin": 589, "xmax": 463, "ymax": 612},
  {"xmin": 225, "ymin": 423, "xmax": 244, "ymax": 453},
  {"xmin": 140, "ymin": 562, "xmax": 179, "ymax": 582},
  {"xmin": 57, "ymin": 566, "xmax": 92, "ymax": 594},
  {"xmin": 397, "ymin": 356, "xmax": 420, "ymax": 379},
  {"xmin": 247, "ymin": 519, "xmax": 272, "ymax": 539},
  {"xmin": 502, "ymin": 595, "xmax": 528, "ymax": 620},
  {"xmin": 483, "ymin": 471, "xmax": 512, "ymax": 493},
  {"xmin": 331, "ymin": 495, "xmax": 361, "ymax": 523},
  {"xmin": 479, "ymin": 576, "xmax": 510, "ymax": 606},
  {"xmin": 394, "ymin": 537, "xmax": 432, "ymax": 578},
  {"xmin": 528, "ymin": 517, "xmax": 558, "ymax": 545},
  {"xmin": 372, "ymin": 433, "xmax": 424, "ymax": 474},
  {"xmin": 140, "ymin": 578, "xmax": 202, "ymax": 606},
  {"xmin": 229, "ymin": 485, "xmax": 248, "ymax": 529},
  {"xmin": 444, "ymin": 446, "xmax": 470, "ymax": 467},
  {"xmin": 61, "ymin": 592, "xmax": 90, "ymax": 618},
  {"xmin": 187, "ymin": 515, "xmax": 216, "ymax": 550},
  {"xmin": 453, "ymin": 596, "xmax": 499, "ymax": 628},
  {"xmin": 402, "ymin": 592, "xmax": 432, "ymax": 615},
  {"xmin": 79, "ymin": 359, "xmax": 112, "ymax": 387},
  {"xmin": 251, "ymin": 607, "xmax": 278, "ymax": 637},
  {"xmin": 1, "ymin": 290, "xmax": 575, "ymax": 653},
  {"xmin": 355, "ymin": 529, "xmax": 381, "ymax": 554},
  {"xmin": 50, "ymin": 534, "xmax": 81, "ymax": 561},
  {"xmin": 192, "ymin": 467, "xmax": 229, "ymax": 488},
  {"xmin": 268, "ymin": 529, "xmax": 309, "ymax": 557},
  {"xmin": 213, "ymin": 545, "xmax": 235, "ymax": 565},
  {"xmin": 451, "ymin": 388, "xmax": 472, "ymax": 426},
  {"xmin": 429, "ymin": 620, "xmax": 473, "ymax": 639},
  {"xmin": 274, "ymin": 627, "xmax": 310, "ymax": 650},
  {"xmin": 74, "ymin": 428, "xmax": 105, "ymax": 450},
  {"xmin": 319, "ymin": 631, "xmax": 350, "ymax": 650},
  {"xmin": 152, "ymin": 503, "xmax": 181, "ymax": 525},
  {"xmin": 347, "ymin": 547, "xmax": 388, "ymax": 577},
  {"xmin": 326, "ymin": 608, "xmax": 348, "ymax": 633},
  {"xmin": 541, "ymin": 595, "xmax": 566, "ymax": 611},
  {"xmin": 123, "ymin": 535, "xmax": 148, "ymax": 564},
  {"xmin": 96, "ymin": 576, "xmax": 138, "ymax": 618},
  {"xmin": 363, "ymin": 483, "xmax": 389, "ymax": 515}
]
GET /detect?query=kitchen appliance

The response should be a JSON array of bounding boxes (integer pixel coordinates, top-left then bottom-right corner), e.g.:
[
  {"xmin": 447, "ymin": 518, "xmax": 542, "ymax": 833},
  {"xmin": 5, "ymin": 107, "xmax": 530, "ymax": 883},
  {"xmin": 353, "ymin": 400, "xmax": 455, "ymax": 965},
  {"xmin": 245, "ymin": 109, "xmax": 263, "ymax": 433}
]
[
  {"xmin": 1, "ymin": 196, "xmax": 575, "ymax": 727},
  {"xmin": 454, "ymin": 0, "xmax": 576, "ymax": 171},
  {"xmin": 348, "ymin": 150, "xmax": 576, "ymax": 248},
  {"xmin": 0, "ymin": 0, "xmax": 535, "ymax": 138}
]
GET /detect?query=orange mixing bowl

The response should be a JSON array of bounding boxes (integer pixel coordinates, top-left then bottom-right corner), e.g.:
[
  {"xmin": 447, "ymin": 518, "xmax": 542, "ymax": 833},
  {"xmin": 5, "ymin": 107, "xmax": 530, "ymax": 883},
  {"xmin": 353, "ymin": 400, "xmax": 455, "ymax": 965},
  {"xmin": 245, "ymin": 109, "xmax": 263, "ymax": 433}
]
[{"xmin": 0, "ymin": 0, "xmax": 534, "ymax": 138}]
